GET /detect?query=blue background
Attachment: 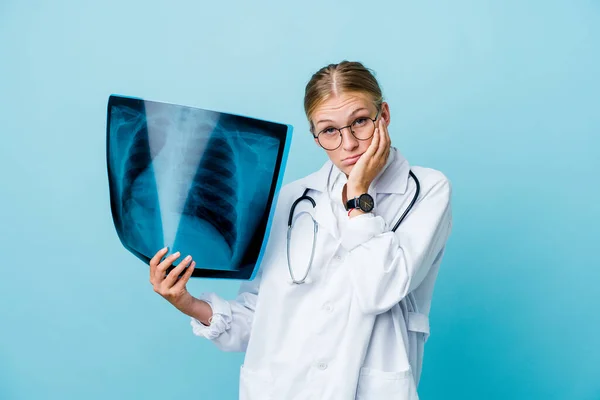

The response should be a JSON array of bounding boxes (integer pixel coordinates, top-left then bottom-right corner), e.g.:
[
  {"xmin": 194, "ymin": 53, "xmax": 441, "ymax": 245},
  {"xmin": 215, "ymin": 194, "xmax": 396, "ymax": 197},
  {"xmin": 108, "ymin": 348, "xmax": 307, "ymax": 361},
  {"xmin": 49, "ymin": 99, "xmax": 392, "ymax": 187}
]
[{"xmin": 1, "ymin": 1, "xmax": 598, "ymax": 399}]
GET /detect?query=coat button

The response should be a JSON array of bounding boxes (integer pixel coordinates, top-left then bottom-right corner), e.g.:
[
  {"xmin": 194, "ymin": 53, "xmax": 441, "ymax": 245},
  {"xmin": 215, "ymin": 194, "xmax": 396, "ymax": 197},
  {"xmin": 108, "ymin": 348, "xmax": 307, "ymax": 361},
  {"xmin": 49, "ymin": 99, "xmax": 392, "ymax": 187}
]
[
  {"xmin": 317, "ymin": 362, "xmax": 328, "ymax": 370},
  {"xmin": 323, "ymin": 303, "xmax": 334, "ymax": 313}
]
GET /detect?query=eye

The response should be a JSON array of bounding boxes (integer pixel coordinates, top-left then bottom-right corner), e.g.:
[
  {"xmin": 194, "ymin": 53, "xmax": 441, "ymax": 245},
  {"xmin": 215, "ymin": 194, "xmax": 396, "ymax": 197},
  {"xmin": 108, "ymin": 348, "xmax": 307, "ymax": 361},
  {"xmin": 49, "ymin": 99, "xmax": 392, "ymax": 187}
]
[
  {"xmin": 320, "ymin": 127, "xmax": 338, "ymax": 136},
  {"xmin": 352, "ymin": 117, "xmax": 368, "ymax": 127}
]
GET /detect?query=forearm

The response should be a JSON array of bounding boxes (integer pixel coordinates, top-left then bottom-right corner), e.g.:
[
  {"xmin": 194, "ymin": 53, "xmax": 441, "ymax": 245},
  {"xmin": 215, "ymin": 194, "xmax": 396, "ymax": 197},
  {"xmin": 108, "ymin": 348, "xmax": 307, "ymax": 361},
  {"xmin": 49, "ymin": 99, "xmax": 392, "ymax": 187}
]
[
  {"xmin": 341, "ymin": 179, "xmax": 452, "ymax": 314},
  {"xmin": 176, "ymin": 292, "xmax": 214, "ymax": 326}
]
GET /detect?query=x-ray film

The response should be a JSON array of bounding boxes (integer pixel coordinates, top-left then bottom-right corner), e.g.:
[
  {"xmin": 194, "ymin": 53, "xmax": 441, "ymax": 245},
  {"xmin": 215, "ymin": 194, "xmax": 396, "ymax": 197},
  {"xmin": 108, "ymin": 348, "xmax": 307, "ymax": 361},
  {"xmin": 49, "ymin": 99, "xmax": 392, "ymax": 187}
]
[{"xmin": 106, "ymin": 95, "xmax": 292, "ymax": 280}]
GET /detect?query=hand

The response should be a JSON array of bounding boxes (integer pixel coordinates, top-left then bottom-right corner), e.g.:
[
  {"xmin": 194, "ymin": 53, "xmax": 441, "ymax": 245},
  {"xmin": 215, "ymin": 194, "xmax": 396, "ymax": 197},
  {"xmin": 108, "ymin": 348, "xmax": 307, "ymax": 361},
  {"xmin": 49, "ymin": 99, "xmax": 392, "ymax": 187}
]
[
  {"xmin": 149, "ymin": 247, "xmax": 196, "ymax": 311},
  {"xmin": 347, "ymin": 116, "xmax": 391, "ymax": 198}
]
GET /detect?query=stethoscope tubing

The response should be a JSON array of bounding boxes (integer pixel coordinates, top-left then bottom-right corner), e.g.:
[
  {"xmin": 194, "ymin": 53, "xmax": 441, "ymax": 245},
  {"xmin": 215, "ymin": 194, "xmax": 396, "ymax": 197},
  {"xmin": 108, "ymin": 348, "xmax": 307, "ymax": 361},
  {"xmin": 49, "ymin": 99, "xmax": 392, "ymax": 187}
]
[{"xmin": 286, "ymin": 167, "xmax": 420, "ymax": 284}]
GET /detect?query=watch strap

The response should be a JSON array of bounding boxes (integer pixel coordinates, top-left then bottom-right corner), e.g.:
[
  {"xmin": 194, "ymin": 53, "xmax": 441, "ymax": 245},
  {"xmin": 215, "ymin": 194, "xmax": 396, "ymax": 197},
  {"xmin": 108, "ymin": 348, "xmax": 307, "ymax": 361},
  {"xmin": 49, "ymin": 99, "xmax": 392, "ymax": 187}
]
[{"xmin": 345, "ymin": 197, "xmax": 359, "ymax": 211}]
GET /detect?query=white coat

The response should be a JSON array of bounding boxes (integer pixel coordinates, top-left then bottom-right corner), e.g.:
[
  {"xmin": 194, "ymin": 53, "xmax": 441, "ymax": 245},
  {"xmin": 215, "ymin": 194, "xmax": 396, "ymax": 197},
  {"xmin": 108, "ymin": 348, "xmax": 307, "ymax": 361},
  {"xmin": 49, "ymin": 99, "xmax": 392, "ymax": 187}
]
[{"xmin": 190, "ymin": 147, "xmax": 453, "ymax": 400}]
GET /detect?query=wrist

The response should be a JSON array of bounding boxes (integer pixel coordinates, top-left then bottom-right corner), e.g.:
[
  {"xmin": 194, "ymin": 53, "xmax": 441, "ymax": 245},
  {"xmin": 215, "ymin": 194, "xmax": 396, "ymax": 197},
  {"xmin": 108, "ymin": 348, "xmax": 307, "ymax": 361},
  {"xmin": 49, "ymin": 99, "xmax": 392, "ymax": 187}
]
[
  {"xmin": 348, "ymin": 208, "xmax": 366, "ymax": 218},
  {"xmin": 173, "ymin": 291, "xmax": 195, "ymax": 314},
  {"xmin": 189, "ymin": 297, "xmax": 213, "ymax": 326},
  {"xmin": 346, "ymin": 185, "xmax": 369, "ymax": 200}
]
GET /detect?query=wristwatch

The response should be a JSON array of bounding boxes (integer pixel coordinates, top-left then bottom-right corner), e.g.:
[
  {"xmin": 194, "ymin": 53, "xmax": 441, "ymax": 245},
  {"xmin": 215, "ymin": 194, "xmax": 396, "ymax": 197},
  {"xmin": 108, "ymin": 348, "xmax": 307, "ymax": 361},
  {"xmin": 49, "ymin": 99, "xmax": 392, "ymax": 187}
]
[{"xmin": 345, "ymin": 193, "xmax": 375, "ymax": 213}]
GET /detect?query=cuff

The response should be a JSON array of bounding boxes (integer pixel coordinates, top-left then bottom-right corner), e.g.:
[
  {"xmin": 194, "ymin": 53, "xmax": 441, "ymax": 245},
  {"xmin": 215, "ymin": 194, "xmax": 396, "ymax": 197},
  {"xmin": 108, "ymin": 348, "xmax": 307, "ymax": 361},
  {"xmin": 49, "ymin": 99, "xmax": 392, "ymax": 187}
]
[
  {"xmin": 340, "ymin": 213, "xmax": 386, "ymax": 251},
  {"xmin": 190, "ymin": 292, "xmax": 232, "ymax": 340}
]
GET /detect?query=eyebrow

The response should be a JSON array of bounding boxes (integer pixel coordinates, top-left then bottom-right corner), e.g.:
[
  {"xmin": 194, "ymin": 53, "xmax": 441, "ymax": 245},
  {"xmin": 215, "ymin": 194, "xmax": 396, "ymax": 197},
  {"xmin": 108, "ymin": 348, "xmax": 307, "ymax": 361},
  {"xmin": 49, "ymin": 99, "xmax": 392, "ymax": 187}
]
[{"xmin": 315, "ymin": 107, "xmax": 369, "ymax": 126}]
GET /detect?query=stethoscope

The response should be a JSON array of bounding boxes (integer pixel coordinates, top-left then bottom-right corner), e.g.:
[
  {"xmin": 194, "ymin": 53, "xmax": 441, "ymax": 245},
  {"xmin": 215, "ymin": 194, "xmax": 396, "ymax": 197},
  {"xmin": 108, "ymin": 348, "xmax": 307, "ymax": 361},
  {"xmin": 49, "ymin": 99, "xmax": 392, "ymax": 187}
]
[{"xmin": 286, "ymin": 167, "xmax": 421, "ymax": 284}]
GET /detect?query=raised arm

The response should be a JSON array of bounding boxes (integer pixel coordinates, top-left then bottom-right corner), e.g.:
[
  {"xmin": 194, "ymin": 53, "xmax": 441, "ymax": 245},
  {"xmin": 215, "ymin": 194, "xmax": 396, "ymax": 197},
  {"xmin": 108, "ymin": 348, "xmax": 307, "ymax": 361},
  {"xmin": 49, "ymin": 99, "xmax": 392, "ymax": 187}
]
[{"xmin": 341, "ymin": 175, "xmax": 452, "ymax": 315}]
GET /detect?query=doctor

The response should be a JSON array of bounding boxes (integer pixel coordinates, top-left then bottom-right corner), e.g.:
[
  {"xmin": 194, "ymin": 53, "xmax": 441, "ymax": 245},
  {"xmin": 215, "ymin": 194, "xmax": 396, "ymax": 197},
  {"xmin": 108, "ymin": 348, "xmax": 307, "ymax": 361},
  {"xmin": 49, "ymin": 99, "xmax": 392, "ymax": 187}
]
[{"xmin": 149, "ymin": 60, "xmax": 452, "ymax": 399}]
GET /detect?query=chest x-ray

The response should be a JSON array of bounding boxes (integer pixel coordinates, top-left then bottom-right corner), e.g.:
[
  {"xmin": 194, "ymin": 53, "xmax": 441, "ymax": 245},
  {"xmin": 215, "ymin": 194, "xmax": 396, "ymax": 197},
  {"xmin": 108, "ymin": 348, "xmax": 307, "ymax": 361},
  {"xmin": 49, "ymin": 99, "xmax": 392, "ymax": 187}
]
[{"xmin": 106, "ymin": 95, "xmax": 292, "ymax": 280}]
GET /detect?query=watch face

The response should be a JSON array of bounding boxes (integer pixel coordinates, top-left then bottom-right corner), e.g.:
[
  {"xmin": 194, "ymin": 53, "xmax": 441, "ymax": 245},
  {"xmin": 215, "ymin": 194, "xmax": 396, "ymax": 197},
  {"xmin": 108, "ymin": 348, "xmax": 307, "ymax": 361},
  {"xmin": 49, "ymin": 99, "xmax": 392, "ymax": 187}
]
[{"xmin": 358, "ymin": 194, "xmax": 374, "ymax": 212}]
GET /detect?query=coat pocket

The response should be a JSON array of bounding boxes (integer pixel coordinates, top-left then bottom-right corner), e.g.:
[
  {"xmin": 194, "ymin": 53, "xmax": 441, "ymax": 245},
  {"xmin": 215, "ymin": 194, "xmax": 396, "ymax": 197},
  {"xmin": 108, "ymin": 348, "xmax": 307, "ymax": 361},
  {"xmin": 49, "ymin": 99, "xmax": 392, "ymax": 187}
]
[
  {"xmin": 355, "ymin": 366, "xmax": 418, "ymax": 400},
  {"xmin": 239, "ymin": 364, "xmax": 273, "ymax": 400}
]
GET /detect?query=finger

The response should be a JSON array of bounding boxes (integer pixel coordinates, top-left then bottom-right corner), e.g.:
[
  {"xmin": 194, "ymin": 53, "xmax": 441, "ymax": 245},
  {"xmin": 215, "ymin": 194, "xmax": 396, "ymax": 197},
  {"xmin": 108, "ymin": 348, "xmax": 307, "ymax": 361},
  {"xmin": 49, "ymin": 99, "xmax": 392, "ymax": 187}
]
[
  {"xmin": 381, "ymin": 117, "xmax": 390, "ymax": 146},
  {"xmin": 384, "ymin": 118, "xmax": 391, "ymax": 147},
  {"xmin": 365, "ymin": 126, "xmax": 380, "ymax": 158},
  {"xmin": 383, "ymin": 124, "xmax": 391, "ymax": 159},
  {"xmin": 150, "ymin": 246, "xmax": 168, "ymax": 267},
  {"xmin": 374, "ymin": 118, "xmax": 388, "ymax": 160},
  {"xmin": 164, "ymin": 255, "xmax": 192, "ymax": 287},
  {"xmin": 380, "ymin": 116, "xmax": 389, "ymax": 140},
  {"xmin": 172, "ymin": 260, "xmax": 196, "ymax": 292},
  {"xmin": 149, "ymin": 247, "xmax": 168, "ymax": 282},
  {"xmin": 380, "ymin": 118, "xmax": 391, "ymax": 157},
  {"xmin": 156, "ymin": 251, "xmax": 181, "ymax": 280}
]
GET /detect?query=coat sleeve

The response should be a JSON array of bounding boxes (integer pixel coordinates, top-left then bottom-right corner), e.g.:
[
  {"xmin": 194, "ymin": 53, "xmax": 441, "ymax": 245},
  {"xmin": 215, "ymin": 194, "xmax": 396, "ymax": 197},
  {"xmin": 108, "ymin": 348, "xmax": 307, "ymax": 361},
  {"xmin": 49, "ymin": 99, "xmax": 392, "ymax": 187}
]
[
  {"xmin": 339, "ymin": 175, "xmax": 452, "ymax": 315},
  {"xmin": 189, "ymin": 269, "xmax": 262, "ymax": 352}
]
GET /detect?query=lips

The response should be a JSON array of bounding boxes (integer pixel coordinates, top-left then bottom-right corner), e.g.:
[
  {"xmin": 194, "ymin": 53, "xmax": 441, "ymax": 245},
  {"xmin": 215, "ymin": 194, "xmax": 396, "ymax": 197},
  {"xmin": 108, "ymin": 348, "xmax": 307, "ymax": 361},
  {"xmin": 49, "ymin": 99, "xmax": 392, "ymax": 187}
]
[{"xmin": 342, "ymin": 153, "xmax": 363, "ymax": 165}]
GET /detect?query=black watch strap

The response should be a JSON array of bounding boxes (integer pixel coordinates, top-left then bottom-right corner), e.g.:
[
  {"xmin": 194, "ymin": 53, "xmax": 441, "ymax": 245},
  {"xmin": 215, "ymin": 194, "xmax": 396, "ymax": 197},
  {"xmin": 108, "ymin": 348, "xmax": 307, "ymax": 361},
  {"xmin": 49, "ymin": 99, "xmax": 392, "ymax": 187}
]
[
  {"xmin": 346, "ymin": 197, "xmax": 359, "ymax": 211},
  {"xmin": 345, "ymin": 193, "xmax": 374, "ymax": 213}
]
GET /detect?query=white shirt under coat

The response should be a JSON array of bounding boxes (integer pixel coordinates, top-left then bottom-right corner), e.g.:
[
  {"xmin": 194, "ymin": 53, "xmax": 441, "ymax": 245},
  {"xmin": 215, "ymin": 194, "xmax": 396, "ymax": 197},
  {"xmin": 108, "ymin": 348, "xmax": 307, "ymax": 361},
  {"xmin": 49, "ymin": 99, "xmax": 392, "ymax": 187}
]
[{"xmin": 190, "ymin": 147, "xmax": 453, "ymax": 400}]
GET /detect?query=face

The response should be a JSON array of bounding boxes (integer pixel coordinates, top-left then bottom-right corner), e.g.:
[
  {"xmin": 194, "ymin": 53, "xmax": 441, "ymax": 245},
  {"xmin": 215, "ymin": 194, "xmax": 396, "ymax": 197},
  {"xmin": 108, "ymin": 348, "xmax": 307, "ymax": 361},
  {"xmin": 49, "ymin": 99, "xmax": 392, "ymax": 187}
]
[{"xmin": 311, "ymin": 91, "xmax": 390, "ymax": 176}]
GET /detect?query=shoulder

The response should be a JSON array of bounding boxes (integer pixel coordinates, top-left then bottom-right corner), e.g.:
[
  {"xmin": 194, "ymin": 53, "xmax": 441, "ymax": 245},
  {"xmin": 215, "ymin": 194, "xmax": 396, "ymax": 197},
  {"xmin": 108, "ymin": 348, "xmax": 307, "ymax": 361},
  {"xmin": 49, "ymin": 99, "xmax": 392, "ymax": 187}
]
[
  {"xmin": 277, "ymin": 178, "xmax": 307, "ymax": 201},
  {"xmin": 272, "ymin": 171, "xmax": 317, "ymax": 211},
  {"xmin": 410, "ymin": 166, "xmax": 452, "ymax": 201},
  {"xmin": 266, "ymin": 170, "xmax": 322, "ymax": 232},
  {"xmin": 277, "ymin": 163, "xmax": 326, "ymax": 200}
]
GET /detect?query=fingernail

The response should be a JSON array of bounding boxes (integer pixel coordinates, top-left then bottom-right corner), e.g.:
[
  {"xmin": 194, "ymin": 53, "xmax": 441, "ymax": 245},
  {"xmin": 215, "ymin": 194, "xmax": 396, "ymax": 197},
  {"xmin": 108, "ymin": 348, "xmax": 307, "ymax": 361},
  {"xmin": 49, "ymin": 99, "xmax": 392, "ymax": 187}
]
[
  {"xmin": 174, "ymin": 251, "xmax": 180, "ymax": 257},
  {"xmin": 185, "ymin": 255, "xmax": 191, "ymax": 261}
]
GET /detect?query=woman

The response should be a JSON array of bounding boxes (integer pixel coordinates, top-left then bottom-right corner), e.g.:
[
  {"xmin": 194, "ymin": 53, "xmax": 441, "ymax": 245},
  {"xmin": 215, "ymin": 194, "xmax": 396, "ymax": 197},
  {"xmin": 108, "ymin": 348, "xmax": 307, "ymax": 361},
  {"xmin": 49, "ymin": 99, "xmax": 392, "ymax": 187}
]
[{"xmin": 149, "ymin": 61, "xmax": 452, "ymax": 400}]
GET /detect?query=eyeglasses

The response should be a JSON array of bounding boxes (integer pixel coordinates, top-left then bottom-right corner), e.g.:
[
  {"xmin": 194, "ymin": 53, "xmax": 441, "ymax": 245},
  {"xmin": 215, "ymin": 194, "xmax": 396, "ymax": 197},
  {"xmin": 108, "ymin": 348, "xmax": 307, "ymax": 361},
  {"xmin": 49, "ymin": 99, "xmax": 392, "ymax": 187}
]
[{"xmin": 313, "ymin": 110, "xmax": 380, "ymax": 151}]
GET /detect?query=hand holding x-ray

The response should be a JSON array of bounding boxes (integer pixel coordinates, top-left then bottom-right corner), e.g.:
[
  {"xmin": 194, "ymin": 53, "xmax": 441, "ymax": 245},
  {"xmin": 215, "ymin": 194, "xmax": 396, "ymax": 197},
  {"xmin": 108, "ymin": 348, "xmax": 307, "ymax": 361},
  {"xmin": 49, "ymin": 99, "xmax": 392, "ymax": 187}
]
[
  {"xmin": 148, "ymin": 247, "xmax": 214, "ymax": 324},
  {"xmin": 148, "ymin": 247, "xmax": 195, "ymax": 310}
]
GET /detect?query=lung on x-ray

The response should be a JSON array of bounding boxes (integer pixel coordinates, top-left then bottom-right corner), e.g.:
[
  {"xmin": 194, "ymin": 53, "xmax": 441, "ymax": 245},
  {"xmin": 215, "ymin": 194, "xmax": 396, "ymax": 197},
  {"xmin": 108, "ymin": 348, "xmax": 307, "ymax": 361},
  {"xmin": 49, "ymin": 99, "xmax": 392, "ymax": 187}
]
[{"xmin": 106, "ymin": 95, "xmax": 292, "ymax": 280}]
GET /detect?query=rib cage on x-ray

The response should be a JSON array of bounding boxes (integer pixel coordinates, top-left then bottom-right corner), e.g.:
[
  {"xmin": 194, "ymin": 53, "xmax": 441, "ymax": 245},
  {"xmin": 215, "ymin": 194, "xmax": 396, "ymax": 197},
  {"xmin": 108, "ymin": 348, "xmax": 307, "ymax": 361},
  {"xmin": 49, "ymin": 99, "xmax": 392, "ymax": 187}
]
[
  {"xmin": 182, "ymin": 134, "xmax": 238, "ymax": 252},
  {"xmin": 109, "ymin": 106, "xmax": 166, "ymax": 258},
  {"xmin": 121, "ymin": 114, "xmax": 165, "ymax": 214},
  {"xmin": 167, "ymin": 115, "xmax": 281, "ymax": 270}
]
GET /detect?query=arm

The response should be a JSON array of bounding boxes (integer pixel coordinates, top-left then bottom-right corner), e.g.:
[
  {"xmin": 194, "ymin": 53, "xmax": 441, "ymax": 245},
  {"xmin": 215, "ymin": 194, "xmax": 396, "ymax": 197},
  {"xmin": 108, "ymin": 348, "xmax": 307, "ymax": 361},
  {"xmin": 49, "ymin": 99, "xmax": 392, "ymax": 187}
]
[
  {"xmin": 149, "ymin": 247, "xmax": 263, "ymax": 353},
  {"xmin": 340, "ymin": 176, "xmax": 452, "ymax": 315}
]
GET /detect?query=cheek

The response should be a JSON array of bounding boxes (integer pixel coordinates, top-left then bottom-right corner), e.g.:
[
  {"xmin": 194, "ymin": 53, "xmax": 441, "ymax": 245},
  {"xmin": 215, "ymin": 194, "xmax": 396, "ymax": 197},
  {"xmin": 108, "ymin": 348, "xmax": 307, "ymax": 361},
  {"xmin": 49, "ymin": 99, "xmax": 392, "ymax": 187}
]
[
  {"xmin": 327, "ymin": 147, "xmax": 342, "ymax": 160},
  {"xmin": 360, "ymin": 137, "xmax": 374, "ymax": 150},
  {"xmin": 327, "ymin": 148, "xmax": 346, "ymax": 170}
]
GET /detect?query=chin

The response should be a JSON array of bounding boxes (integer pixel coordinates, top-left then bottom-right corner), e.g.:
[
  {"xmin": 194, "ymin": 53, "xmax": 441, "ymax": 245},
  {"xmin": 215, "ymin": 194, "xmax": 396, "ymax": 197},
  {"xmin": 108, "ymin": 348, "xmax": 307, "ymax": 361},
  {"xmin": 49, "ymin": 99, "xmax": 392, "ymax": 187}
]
[{"xmin": 341, "ymin": 165, "xmax": 352, "ymax": 177}]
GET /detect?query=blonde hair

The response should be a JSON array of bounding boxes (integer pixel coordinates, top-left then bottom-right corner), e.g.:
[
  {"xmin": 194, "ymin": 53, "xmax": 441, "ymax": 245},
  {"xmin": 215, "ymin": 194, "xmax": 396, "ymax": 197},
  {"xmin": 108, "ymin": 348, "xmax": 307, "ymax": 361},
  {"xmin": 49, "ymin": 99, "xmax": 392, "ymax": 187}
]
[{"xmin": 304, "ymin": 60, "xmax": 383, "ymax": 132}]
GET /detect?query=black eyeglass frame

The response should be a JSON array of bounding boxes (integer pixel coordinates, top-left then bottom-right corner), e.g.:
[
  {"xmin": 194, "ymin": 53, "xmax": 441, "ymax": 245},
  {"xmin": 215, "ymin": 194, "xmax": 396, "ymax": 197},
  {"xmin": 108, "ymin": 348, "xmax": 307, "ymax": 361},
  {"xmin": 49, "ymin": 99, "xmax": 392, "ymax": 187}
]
[{"xmin": 312, "ymin": 109, "xmax": 381, "ymax": 151}]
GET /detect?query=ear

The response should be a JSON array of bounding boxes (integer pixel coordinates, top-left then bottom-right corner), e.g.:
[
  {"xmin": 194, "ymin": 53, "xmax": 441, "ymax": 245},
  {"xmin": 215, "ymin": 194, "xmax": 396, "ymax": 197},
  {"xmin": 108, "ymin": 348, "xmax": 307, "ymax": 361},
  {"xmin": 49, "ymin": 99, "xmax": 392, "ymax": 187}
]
[{"xmin": 380, "ymin": 102, "xmax": 391, "ymax": 126}]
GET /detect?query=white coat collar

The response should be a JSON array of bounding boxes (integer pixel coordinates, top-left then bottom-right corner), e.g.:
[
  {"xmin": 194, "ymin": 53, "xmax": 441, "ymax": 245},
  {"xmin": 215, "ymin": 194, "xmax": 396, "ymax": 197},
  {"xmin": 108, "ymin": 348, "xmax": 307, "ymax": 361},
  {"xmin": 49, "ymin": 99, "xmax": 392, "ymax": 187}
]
[{"xmin": 298, "ymin": 147, "xmax": 411, "ymax": 195}]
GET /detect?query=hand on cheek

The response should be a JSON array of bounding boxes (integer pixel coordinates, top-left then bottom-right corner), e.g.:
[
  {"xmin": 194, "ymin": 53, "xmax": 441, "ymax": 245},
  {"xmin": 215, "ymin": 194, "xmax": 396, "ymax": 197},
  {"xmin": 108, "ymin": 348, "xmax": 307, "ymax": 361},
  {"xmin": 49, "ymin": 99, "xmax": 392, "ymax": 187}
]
[{"xmin": 347, "ymin": 117, "xmax": 391, "ymax": 199}]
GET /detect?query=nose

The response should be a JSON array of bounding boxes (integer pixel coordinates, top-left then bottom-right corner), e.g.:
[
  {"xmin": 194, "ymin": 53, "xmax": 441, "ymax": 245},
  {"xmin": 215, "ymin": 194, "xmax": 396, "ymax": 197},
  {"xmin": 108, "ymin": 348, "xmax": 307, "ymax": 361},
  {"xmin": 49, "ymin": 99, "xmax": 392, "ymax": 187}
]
[{"xmin": 340, "ymin": 126, "xmax": 359, "ymax": 151}]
